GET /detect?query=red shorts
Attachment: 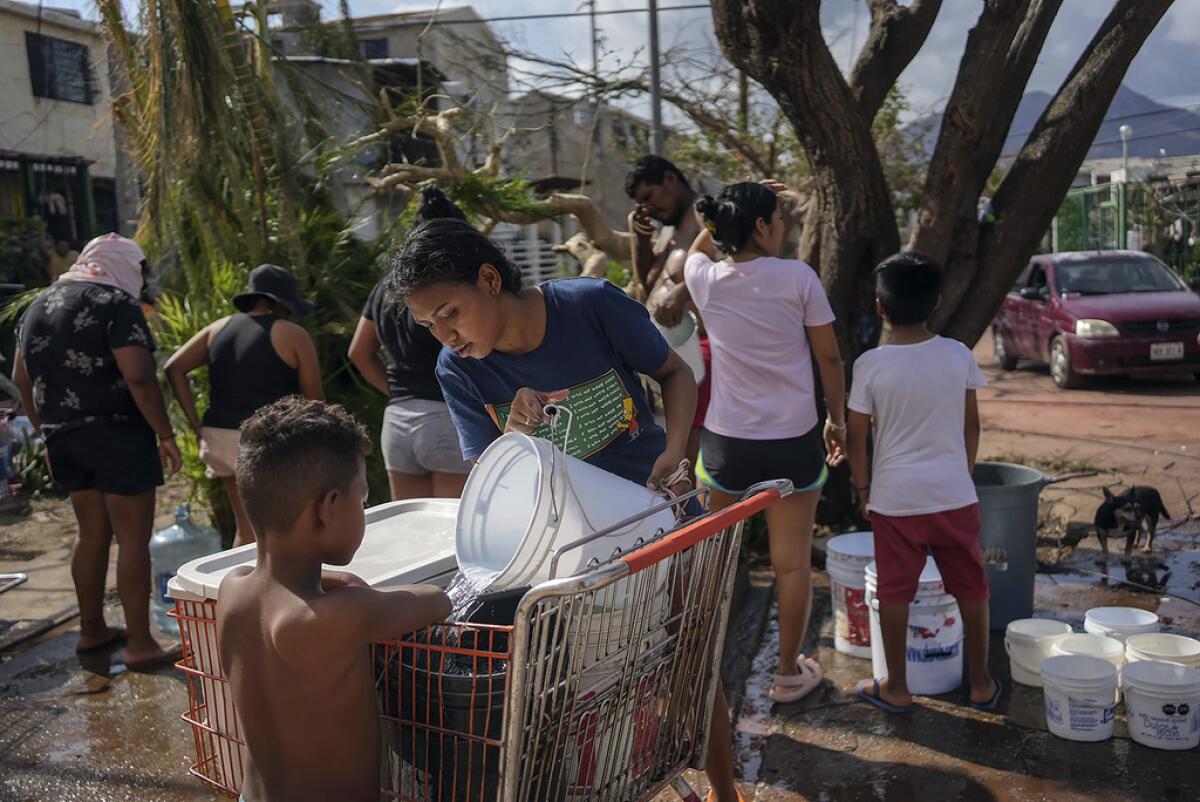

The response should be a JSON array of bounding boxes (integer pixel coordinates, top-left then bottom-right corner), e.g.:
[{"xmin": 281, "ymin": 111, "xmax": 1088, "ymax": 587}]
[
  {"xmin": 870, "ymin": 503, "xmax": 988, "ymax": 604},
  {"xmin": 693, "ymin": 337, "xmax": 711, "ymax": 429}
]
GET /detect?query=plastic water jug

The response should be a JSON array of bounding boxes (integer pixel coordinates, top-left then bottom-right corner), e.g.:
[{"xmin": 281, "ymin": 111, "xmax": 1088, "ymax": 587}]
[{"xmin": 150, "ymin": 504, "xmax": 221, "ymax": 635}]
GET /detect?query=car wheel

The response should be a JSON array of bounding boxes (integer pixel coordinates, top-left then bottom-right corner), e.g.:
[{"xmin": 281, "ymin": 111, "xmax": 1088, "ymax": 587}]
[
  {"xmin": 1049, "ymin": 337, "xmax": 1082, "ymax": 389},
  {"xmin": 993, "ymin": 327, "xmax": 1018, "ymax": 370}
]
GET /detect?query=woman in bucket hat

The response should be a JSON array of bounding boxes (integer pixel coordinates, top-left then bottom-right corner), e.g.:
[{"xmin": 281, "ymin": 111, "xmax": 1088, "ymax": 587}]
[
  {"xmin": 165, "ymin": 264, "xmax": 323, "ymax": 545},
  {"xmin": 13, "ymin": 233, "xmax": 183, "ymax": 670}
]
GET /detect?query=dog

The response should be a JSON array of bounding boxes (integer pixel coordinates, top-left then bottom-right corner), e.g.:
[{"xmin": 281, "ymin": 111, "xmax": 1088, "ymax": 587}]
[
  {"xmin": 1120, "ymin": 485, "xmax": 1170, "ymax": 554},
  {"xmin": 1094, "ymin": 487, "xmax": 1139, "ymax": 565},
  {"xmin": 1094, "ymin": 485, "xmax": 1170, "ymax": 563}
]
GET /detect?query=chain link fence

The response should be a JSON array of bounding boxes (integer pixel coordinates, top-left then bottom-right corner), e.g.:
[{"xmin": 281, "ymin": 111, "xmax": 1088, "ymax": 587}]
[{"xmin": 1053, "ymin": 177, "xmax": 1200, "ymax": 282}]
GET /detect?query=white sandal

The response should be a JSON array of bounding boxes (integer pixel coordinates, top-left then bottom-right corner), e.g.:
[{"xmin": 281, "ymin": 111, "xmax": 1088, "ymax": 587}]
[{"xmin": 769, "ymin": 654, "xmax": 823, "ymax": 703}]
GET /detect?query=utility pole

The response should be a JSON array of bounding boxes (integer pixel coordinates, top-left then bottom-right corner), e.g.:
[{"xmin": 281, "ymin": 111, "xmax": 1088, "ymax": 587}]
[
  {"xmin": 1118, "ymin": 124, "xmax": 1133, "ymax": 250},
  {"xmin": 588, "ymin": 0, "xmax": 599, "ymax": 90},
  {"xmin": 648, "ymin": 0, "xmax": 664, "ymax": 155}
]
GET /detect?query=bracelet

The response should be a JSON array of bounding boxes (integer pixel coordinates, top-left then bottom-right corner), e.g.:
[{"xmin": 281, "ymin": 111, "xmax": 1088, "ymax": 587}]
[
  {"xmin": 855, "ymin": 484, "xmax": 870, "ymax": 492},
  {"xmin": 826, "ymin": 420, "xmax": 847, "ymax": 431}
]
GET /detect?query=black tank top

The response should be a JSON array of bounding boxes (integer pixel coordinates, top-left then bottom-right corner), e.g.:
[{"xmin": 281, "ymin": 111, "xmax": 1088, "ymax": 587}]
[{"xmin": 202, "ymin": 313, "xmax": 302, "ymax": 429}]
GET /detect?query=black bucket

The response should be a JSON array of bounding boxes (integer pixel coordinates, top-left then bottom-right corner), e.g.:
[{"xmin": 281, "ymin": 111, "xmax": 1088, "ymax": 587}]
[{"xmin": 379, "ymin": 586, "xmax": 538, "ymax": 802}]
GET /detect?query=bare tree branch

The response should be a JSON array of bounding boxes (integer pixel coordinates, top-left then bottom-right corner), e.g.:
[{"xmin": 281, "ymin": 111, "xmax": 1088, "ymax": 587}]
[
  {"xmin": 849, "ymin": 0, "xmax": 943, "ymax": 121},
  {"xmin": 909, "ymin": 0, "xmax": 1030, "ymax": 265}
]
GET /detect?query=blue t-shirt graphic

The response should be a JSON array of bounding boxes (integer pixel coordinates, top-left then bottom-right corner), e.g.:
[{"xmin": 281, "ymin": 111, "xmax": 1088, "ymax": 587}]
[{"xmin": 436, "ymin": 278, "xmax": 670, "ymax": 486}]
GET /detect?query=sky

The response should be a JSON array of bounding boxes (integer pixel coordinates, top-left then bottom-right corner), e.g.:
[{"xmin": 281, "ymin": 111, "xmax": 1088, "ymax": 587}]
[{"xmin": 53, "ymin": 1, "xmax": 1200, "ymax": 121}]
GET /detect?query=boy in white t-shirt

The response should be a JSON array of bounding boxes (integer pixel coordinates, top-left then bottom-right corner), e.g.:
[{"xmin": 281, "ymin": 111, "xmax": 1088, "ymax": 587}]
[{"xmin": 846, "ymin": 253, "xmax": 1000, "ymax": 714}]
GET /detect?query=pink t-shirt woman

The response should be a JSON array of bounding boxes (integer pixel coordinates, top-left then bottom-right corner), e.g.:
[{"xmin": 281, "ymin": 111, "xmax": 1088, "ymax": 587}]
[
  {"xmin": 683, "ymin": 180, "xmax": 847, "ymax": 709},
  {"xmin": 684, "ymin": 252, "xmax": 835, "ymax": 439}
]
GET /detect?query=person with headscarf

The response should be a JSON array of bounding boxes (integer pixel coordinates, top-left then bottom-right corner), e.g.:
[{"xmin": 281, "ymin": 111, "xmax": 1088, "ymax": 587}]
[
  {"xmin": 164, "ymin": 264, "xmax": 323, "ymax": 546},
  {"xmin": 13, "ymin": 233, "xmax": 182, "ymax": 671}
]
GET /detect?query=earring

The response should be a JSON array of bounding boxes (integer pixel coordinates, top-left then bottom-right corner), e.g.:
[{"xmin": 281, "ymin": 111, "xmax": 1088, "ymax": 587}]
[{"xmin": 491, "ymin": 288, "xmax": 497, "ymax": 296}]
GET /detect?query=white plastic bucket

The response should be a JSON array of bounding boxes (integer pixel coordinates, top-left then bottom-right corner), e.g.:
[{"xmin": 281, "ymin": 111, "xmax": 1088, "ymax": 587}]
[
  {"xmin": 1121, "ymin": 660, "xmax": 1200, "ymax": 751},
  {"xmin": 1083, "ymin": 606, "xmax": 1160, "ymax": 643},
  {"xmin": 654, "ymin": 312, "xmax": 705, "ymax": 386},
  {"xmin": 1004, "ymin": 618, "xmax": 1073, "ymax": 687},
  {"xmin": 1125, "ymin": 633, "xmax": 1200, "ymax": 670},
  {"xmin": 1052, "ymin": 633, "xmax": 1125, "ymax": 673},
  {"xmin": 826, "ymin": 532, "xmax": 874, "ymax": 658},
  {"xmin": 865, "ymin": 557, "xmax": 963, "ymax": 696},
  {"xmin": 1040, "ymin": 655, "xmax": 1119, "ymax": 742},
  {"xmin": 456, "ymin": 433, "xmax": 676, "ymax": 591}
]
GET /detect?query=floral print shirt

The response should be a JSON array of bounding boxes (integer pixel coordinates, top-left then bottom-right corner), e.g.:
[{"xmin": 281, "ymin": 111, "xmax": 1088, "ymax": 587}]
[{"xmin": 18, "ymin": 281, "xmax": 156, "ymax": 428}]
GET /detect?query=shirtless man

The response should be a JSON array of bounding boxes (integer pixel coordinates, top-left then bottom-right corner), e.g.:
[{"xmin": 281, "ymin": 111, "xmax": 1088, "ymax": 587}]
[
  {"xmin": 216, "ymin": 397, "xmax": 450, "ymax": 802},
  {"xmin": 625, "ymin": 156, "xmax": 710, "ymax": 470}
]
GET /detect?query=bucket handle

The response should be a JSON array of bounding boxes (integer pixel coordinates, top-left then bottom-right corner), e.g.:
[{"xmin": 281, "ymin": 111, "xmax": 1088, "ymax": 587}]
[
  {"xmin": 1004, "ymin": 637, "xmax": 1049, "ymax": 677},
  {"xmin": 543, "ymin": 403, "xmax": 712, "ymax": 579}
]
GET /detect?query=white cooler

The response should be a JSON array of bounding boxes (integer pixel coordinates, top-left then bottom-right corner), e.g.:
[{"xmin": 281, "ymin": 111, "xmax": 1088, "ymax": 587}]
[{"xmin": 167, "ymin": 498, "xmax": 460, "ymax": 795}]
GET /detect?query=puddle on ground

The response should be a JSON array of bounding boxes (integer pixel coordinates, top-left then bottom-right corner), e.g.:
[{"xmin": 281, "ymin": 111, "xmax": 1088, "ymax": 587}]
[
  {"xmin": 1038, "ymin": 525, "xmax": 1200, "ymax": 632},
  {"xmin": 732, "ymin": 601, "xmax": 779, "ymax": 785}
]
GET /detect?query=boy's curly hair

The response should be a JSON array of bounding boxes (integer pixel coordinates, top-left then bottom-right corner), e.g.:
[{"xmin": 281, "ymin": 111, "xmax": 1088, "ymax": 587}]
[{"xmin": 237, "ymin": 397, "xmax": 372, "ymax": 536}]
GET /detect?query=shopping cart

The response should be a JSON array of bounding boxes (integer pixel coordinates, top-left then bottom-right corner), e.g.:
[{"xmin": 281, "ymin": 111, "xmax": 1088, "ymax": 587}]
[{"xmin": 173, "ymin": 480, "xmax": 791, "ymax": 801}]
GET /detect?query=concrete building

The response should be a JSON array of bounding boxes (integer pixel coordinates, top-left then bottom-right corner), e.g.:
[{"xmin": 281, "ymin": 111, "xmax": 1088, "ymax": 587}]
[
  {"xmin": 1073, "ymin": 153, "xmax": 1200, "ymax": 187},
  {"xmin": 507, "ymin": 90, "xmax": 653, "ymax": 230},
  {"xmin": 272, "ymin": 54, "xmax": 437, "ymax": 241},
  {"xmin": 264, "ymin": 1, "xmax": 508, "ymax": 112},
  {"xmin": 0, "ymin": 0, "xmax": 126, "ymax": 269}
]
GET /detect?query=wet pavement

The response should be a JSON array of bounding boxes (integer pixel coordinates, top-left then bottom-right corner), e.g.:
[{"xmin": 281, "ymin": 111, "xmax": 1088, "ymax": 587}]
[
  {"xmin": 6, "ymin": 557, "xmax": 1195, "ymax": 802},
  {"xmin": 0, "ymin": 609, "xmax": 207, "ymax": 802},
  {"xmin": 2, "ymin": 530, "xmax": 1197, "ymax": 801},
  {"xmin": 710, "ymin": 535, "xmax": 1200, "ymax": 802}
]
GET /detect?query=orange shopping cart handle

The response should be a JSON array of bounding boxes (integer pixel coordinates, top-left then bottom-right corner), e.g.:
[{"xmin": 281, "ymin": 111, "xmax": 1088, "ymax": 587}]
[{"xmin": 621, "ymin": 486, "xmax": 782, "ymax": 574}]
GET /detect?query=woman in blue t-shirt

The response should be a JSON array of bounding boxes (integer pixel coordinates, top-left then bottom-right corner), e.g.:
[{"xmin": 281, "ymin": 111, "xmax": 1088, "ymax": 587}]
[{"xmin": 388, "ymin": 218, "xmax": 744, "ymax": 802}]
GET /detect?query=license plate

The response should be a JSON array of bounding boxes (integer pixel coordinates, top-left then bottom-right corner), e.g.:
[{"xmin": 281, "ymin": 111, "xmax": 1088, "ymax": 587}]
[{"xmin": 1150, "ymin": 342, "xmax": 1184, "ymax": 361}]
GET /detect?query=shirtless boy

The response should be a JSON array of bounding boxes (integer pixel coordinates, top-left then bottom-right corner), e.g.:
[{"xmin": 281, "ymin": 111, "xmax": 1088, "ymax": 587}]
[{"xmin": 217, "ymin": 397, "xmax": 451, "ymax": 802}]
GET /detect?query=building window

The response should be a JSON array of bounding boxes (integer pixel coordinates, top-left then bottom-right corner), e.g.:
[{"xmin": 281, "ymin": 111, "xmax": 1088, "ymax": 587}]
[
  {"xmin": 359, "ymin": 38, "xmax": 388, "ymax": 60},
  {"xmin": 25, "ymin": 32, "xmax": 96, "ymax": 104}
]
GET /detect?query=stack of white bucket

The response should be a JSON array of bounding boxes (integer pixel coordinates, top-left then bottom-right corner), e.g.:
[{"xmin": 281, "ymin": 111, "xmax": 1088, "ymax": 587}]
[{"xmin": 1004, "ymin": 606, "xmax": 1200, "ymax": 750}]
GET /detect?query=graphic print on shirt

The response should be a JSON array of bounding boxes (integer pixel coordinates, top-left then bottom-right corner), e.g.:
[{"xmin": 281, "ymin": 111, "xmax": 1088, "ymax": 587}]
[{"xmin": 486, "ymin": 368, "xmax": 640, "ymax": 459}]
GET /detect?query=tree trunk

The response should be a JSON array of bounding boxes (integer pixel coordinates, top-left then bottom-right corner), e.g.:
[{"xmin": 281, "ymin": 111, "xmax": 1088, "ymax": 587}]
[
  {"xmin": 940, "ymin": 0, "xmax": 1175, "ymax": 345},
  {"xmin": 709, "ymin": 0, "xmax": 905, "ymax": 360}
]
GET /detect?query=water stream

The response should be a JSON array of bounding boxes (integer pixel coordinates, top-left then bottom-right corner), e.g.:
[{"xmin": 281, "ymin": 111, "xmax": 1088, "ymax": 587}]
[
  {"xmin": 443, "ymin": 564, "xmax": 501, "ymax": 622},
  {"xmin": 732, "ymin": 600, "xmax": 779, "ymax": 786}
]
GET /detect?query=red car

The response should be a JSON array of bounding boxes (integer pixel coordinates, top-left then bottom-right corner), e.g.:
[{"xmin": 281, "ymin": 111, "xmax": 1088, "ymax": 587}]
[{"xmin": 993, "ymin": 251, "xmax": 1200, "ymax": 388}]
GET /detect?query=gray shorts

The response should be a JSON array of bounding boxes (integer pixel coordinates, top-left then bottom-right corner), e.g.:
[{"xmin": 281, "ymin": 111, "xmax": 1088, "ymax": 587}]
[{"xmin": 381, "ymin": 398, "xmax": 470, "ymax": 475}]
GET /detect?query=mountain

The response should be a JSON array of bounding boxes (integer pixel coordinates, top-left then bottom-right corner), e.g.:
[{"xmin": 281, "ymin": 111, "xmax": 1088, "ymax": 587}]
[{"xmin": 912, "ymin": 84, "xmax": 1200, "ymax": 163}]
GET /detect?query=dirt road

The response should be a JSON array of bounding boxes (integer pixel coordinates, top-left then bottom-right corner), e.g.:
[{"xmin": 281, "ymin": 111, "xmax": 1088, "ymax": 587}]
[{"xmin": 975, "ymin": 332, "xmax": 1198, "ymax": 522}]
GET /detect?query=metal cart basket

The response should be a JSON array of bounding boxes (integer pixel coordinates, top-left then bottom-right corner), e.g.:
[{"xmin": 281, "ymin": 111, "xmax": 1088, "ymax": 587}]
[{"xmin": 173, "ymin": 481, "xmax": 790, "ymax": 801}]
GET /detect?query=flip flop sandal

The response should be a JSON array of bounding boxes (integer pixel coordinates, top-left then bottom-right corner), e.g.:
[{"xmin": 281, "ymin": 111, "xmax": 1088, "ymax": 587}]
[
  {"xmin": 967, "ymin": 678, "xmax": 1003, "ymax": 711},
  {"xmin": 122, "ymin": 645, "xmax": 184, "ymax": 673},
  {"xmin": 75, "ymin": 627, "xmax": 127, "ymax": 655},
  {"xmin": 706, "ymin": 787, "xmax": 747, "ymax": 802},
  {"xmin": 769, "ymin": 655, "xmax": 823, "ymax": 703},
  {"xmin": 856, "ymin": 678, "xmax": 913, "ymax": 714}
]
